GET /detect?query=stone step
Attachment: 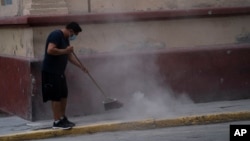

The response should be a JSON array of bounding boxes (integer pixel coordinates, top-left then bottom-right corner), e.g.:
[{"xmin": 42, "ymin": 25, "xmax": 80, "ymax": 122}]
[
  {"xmin": 32, "ymin": 0, "xmax": 64, "ymax": 4},
  {"xmin": 29, "ymin": 7, "xmax": 68, "ymax": 15},
  {"xmin": 31, "ymin": 2, "xmax": 67, "ymax": 9}
]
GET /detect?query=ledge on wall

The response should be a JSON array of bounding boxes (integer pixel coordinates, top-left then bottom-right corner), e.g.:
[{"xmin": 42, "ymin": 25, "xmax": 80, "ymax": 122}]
[{"xmin": 0, "ymin": 6, "xmax": 250, "ymax": 27}]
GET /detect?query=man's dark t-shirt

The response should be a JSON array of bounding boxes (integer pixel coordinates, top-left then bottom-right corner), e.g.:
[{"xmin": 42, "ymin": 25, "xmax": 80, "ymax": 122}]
[{"xmin": 42, "ymin": 30, "xmax": 69, "ymax": 75}]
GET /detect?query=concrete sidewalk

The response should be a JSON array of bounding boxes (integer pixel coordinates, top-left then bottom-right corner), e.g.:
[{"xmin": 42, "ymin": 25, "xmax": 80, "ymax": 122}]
[{"xmin": 0, "ymin": 99, "xmax": 250, "ymax": 141}]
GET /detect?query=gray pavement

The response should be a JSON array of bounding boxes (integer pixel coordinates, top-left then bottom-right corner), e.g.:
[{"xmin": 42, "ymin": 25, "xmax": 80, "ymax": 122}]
[
  {"xmin": 0, "ymin": 99, "xmax": 250, "ymax": 140},
  {"xmin": 34, "ymin": 120, "xmax": 250, "ymax": 141}
]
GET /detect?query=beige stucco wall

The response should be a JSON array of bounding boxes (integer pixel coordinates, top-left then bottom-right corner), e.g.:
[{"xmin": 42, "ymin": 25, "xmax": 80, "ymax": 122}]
[
  {"xmin": 65, "ymin": 0, "xmax": 88, "ymax": 14},
  {"xmin": 1, "ymin": 12, "xmax": 247, "ymax": 58},
  {"xmin": 32, "ymin": 15, "xmax": 250, "ymax": 58},
  {"xmin": 90, "ymin": 0, "xmax": 250, "ymax": 13},
  {"xmin": 0, "ymin": 27, "xmax": 33, "ymax": 57},
  {"xmin": 0, "ymin": 0, "xmax": 21, "ymax": 17},
  {"xmin": 1, "ymin": 0, "xmax": 250, "ymax": 17}
]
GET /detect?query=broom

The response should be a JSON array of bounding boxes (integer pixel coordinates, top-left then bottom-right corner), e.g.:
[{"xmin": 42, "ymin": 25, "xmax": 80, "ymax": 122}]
[{"xmin": 72, "ymin": 52, "xmax": 123, "ymax": 111}]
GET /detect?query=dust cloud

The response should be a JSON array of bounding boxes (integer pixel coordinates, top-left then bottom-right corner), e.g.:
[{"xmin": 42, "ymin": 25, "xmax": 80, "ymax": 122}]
[{"xmin": 75, "ymin": 52, "xmax": 194, "ymax": 120}]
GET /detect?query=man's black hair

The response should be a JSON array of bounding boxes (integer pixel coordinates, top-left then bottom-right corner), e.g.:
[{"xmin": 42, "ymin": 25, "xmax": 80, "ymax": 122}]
[{"xmin": 66, "ymin": 22, "xmax": 82, "ymax": 33}]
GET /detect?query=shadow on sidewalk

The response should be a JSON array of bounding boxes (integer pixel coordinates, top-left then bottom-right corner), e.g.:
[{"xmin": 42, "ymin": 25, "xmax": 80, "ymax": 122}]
[{"xmin": 0, "ymin": 110, "xmax": 10, "ymax": 118}]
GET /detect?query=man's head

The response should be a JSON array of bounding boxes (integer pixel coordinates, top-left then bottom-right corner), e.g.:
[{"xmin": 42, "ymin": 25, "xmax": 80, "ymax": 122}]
[{"xmin": 65, "ymin": 22, "xmax": 82, "ymax": 40}]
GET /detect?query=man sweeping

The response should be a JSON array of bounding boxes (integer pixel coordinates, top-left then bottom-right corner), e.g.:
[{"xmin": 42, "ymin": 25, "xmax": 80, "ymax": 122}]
[{"xmin": 42, "ymin": 22, "xmax": 88, "ymax": 129}]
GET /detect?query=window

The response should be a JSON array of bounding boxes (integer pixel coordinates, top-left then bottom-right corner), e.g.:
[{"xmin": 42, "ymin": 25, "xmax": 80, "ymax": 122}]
[{"xmin": 1, "ymin": 0, "xmax": 12, "ymax": 5}]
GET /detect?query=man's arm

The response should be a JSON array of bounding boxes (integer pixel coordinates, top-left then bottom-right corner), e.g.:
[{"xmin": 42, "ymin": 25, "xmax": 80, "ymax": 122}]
[
  {"xmin": 47, "ymin": 43, "xmax": 73, "ymax": 55},
  {"xmin": 68, "ymin": 53, "xmax": 88, "ymax": 73}
]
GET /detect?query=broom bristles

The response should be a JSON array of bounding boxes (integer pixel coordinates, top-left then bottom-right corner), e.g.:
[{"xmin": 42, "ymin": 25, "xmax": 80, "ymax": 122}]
[{"xmin": 104, "ymin": 100, "xmax": 123, "ymax": 111}]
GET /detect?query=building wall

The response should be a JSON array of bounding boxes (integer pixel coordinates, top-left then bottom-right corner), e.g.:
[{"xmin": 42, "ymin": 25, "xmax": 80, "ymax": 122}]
[
  {"xmin": 1, "ymin": 0, "xmax": 250, "ymax": 58},
  {"xmin": 32, "ymin": 15, "xmax": 250, "ymax": 58},
  {"xmin": 65, "ymin": 0, "xmax": 88, "ymax": 14},
  {"xmin": 0, "ymin": 0, "xmax": 20, "ymax": 17},
  {"xmin": 89, "ymin": 0, "xmax": 250, "ymax": 13},
  {"xmin": 0, "ymin": 13, "xmax": 250, "ymax": 58},
  {"xmin": 0, "ymin": 56, "xmax": 32, "ymax": 120},
  {"xmin": 0, "ymin": 27, "xmax": 34, "ymax": 57},
  {"xmin": 2, "ymin": 0, "xmax": 250, "ymax": 17}
]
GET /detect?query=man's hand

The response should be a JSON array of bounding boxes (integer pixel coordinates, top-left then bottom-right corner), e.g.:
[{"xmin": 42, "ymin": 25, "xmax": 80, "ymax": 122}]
[
  {"xmin": 65, "ymin": 46, "xmax": 74, "ymax": 54},
  {"xmin": 68, "ymin": 52, "xmax": 89, "ymax": 73},
  {"xmin": 81, "ymin": 66, "xmax": 89, "ymax": 73}
]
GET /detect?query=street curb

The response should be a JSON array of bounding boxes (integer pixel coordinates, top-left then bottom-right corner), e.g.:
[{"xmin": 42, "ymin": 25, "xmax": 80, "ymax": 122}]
[{"xmin": 0, "ymin": 111, "xmax": 250, "ymax": 141}]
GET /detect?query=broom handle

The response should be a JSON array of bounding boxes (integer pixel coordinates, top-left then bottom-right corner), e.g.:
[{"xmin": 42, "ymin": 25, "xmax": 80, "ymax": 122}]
[
  {"xmin": 72, "ymin": 52, "xmax": 107, "ymax": 98},
  {"xmin": 86, "ymin": 71, "xmax": 107, "ymax": 98}
]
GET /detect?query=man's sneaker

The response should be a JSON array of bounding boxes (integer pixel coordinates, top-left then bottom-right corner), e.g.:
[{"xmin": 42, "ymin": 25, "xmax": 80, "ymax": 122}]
[
  {"xmin": 52, "ymin": 120, "xmax": 72, "ymax": 130},
  {"xmin": 62, "ymin": 116, "xmax": 76, "ymax": 127}
]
